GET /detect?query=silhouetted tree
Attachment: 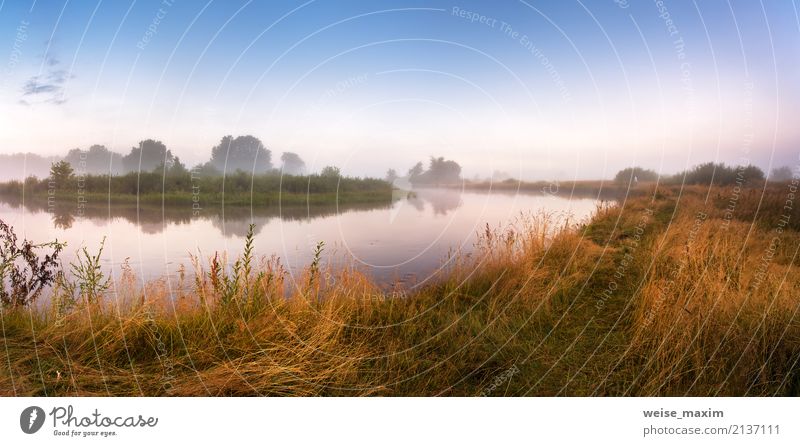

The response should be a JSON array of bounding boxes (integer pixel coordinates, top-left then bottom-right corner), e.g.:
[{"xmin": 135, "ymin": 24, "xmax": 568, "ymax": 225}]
[
  {"xmin": 280, "ymin": 152, "xmax": 306, "ymax": 175},
  {"xmin": 385, "ymin": 169, "xmax": 398, "ymax": 184},
  {"xmin": 770, "ymin": 166, "xmax": 794, "ymax": 182},
  {"xmin": 425, "ymin": 157, "xmax": 461, "ymax": 184},
  {"xmin": 209, "ymin": 135, "xmax": 272, "ymax": 174},
  {"xmin": 153, "ymin": 157, "xmax": 188, "ymax": 176},
  {"xmin": 669, "ymin": 162, "xmax": 765, "ymax": 186},
  {"xmin": 407, "ymin": 157, "xmax": 462, "ymax": 185},
  {"xmin": 169, "ymin": 157, "xmax": 189, "ymax": 176},
  {"xmin": 64, "ymin": 145, "xmax": 124, "ymax": 175},
  {"xmin": 614, "ymin": 167, "xmax": 659, "ymax": 183},
  {"xmin": 122, "ymin": 139, "xmax": 174, "ymax": 173},
  {"xmin": 682, "ymin": 162, "xmax": 717, "ymax": 184},
  {"xmin": 192, "ymin": 162, "xmax": 221, "ymax": 176},
  {"xmin": 49, "ymin": 161, "xmax": 74, "ymax": 184},
  {"xmin": 407, "ymin": 162, "xmax": 424, "ymax": 183},
  {"xmin": 320, "ymin": 166, "xmax": 341, "ymax": 177},
  {"xmin": 740, "ymin": 165, "xmax": 765, "ymax": 183}
]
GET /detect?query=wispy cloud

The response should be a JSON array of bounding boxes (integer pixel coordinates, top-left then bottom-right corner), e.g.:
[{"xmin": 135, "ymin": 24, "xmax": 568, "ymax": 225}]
[{"xmin": 19, "ymin": 54, "xmax": 72, "ymax": 105}]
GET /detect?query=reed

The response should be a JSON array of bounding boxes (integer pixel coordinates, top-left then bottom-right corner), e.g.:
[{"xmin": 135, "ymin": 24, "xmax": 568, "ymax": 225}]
[{"xmin": 1, "ymin": 185, "xmax": 798, "ymax": 396}]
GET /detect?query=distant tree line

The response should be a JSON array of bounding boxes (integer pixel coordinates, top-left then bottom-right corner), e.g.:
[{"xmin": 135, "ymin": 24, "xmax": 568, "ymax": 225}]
[
  {"xmin": 43, "ymin": 163, "xmax": 381, "ymax": 195},
  {"xmin": 0, "ymin": 153, "xmax": 59, "ymax": 179},
  {"xmin": 385, "ymin": 156, "xmax": 462, "ymax": 187},
  {"xmin": 0, "ymin": 135, "xmax": 312, "ymax": 180},
  {"xmin": 0, "ymin": 135, "xmax": 393, "ymax": 204},
  {"xmin": 0, "ymin": 159, "xmax": 388, "ymax": 205},
  {"xmin": 769, "ymin": 165, "xmax": 796, "ymax": 182},
  {"xmin": 613, "ymin": 162, "xmax": 795, "ymax": 186},
  {"xmin": 613, "ymin": 167, "xmax": 660, "ymax": 183}
]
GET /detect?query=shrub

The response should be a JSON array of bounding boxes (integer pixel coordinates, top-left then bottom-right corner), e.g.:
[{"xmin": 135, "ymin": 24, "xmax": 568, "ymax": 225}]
[
  {"xmin": 0, "ymin": 220, "xmax": 65, "ymax": 307},
  {"xmin": 670, "ymin": 162, "xmax": 765, "ymax": 186},
  {"xmin": 770, "ymin": 166, "xmax": 795, "ymax": 182},
  {"xmin": 614, "ymin": 167, "xmax": 659, "ymax": 183}
]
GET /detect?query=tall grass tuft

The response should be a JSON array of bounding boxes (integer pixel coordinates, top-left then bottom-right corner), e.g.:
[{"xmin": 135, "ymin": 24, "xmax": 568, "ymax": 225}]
[
  {"xmin": 67, "ymin": 236, "xmax": 111, "ymax": 304},
  {"xmin": 0, "ymin": 185, "xmax": 798, "ymax": 396}
]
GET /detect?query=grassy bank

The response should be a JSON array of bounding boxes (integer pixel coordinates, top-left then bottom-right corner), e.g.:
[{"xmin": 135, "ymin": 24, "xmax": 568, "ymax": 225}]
[
  {"xmin": 4, "ymin": 190, "xmax": 393, "ymax": 208},
  {"xmin": 458, "ymin": 179, "xmax": 645, "ymax": 200},
  {"xmin": 1, "ymin": 183, "xmax": 798, "ymax": 396},
  {"xmin": 0, "ymin": 171, "xmax": 393, "ymax": 207}
]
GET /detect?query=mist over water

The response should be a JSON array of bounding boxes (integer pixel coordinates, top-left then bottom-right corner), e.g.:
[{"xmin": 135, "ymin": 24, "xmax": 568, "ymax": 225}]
[{"xmin": 0, "ymin": 189, "xmax": 599, "ymax": 288}]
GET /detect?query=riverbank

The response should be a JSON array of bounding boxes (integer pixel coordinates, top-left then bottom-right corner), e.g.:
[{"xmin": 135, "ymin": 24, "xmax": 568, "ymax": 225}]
[
  {"xmin": 0, "ymin": 190, "xmax": 393, "ymax": 208},
  {"xmin": 0, "ymin": 172, "xmax": 394, "ymax": 207},
  {"xmin": 454, "ymin": 179, "xmax": 647, "ymax": 200},
  {"xmin": 1, "ymin": 183, "xmax": 798, "ymax": 396}
]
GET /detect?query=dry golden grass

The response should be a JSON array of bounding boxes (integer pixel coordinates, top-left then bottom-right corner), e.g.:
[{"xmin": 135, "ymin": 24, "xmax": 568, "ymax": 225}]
[
  {"xmin": 1, "ymin": 184, "xmax": 798, "ymax": 396},
  {"xmin": 626, "ymin": 192, "xmax": 800, "ymax": 395}
]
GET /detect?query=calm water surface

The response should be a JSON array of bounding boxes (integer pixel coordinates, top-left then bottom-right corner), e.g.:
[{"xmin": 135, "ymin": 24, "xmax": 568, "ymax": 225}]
[{"xmin": 0, "ymin": 189, "xmax": 602, "ymax": 289}]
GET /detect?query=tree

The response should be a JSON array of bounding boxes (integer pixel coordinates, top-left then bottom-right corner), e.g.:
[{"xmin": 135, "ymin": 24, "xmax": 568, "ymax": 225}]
[
  {"xmin": 740, "ymin": 165, "xmax": 765, "ymax": 183},
  {"xmin": 49, "ymin": 160, "xmax": 74, "ymax": 184},
  {"xmin": 670, "ymin": 162, "xmax": 765, "ymax": 186},
  {"xmin": 122, "ymin": 139, "xmax": 174, "ymax": 173},
  {"xmin": 407, "ymin": 157, "xmax": 462, "ymax": 185},
  {"xmin": 407, "ymin": 162, "xmax": 424, "ymax": 183},
  {"xmin": 681, "ymin": 162, "xmax": 718, "ymax": 185},
  {"xmin": 169, "ymin": 157, "xmax": 189, "ymax": 176},
  {"xmin": 614, "ymin": 167, "xmax": 659, "ymax": 183},
  {"xmin": 154, "ymin": 156, "xmax": 188, "ymax": 176},
  {"xmin": 209, "ymin": 135, "xmax": 272, "ymax": 174},
  {"xmin": 320, "ymin": 166, "xmax": 341, "ymax": 177},
  {"xmin": 770, "ymin": 166, "xmax": 794, "ymax": 182},
  {"xmin": 425, "ymin": 156, "xmax": 461, "ymax": 185},
  {"xmin": 280, "ymin": 152, "xmax": 306, "ymax": 175},
  {"xmin": 385, "ymin": 168, "xmax": 398, "ymax": 184},
  {"xmin": 64, "ymin": 145, "xmax": 124, "ymax": 175},
  {"xmin": 192, "ymin": 162, "xmax": 221, "ymax": 176}
]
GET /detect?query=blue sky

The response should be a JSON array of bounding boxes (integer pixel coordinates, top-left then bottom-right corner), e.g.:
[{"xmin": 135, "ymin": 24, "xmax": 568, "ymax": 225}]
[{"xmin": 0, "ymin": 0, "xmax": 798, "ymax": 179}]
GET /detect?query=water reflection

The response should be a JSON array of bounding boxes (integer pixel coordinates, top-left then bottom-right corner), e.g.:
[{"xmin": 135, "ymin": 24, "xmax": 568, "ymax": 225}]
[
  {"xmin": 52, "ymin": 211, "xmax": 75, "ymax": 230},
  {"xmin": 406, "ymin": 189, "xmax": 463, "ymax": 215},
  {"xmin": 0, "ymin": 187, "xmax": 482, "ymax": 235},
  {"xmin": 0, "ymin": 195, "xmax": 394, "ymax": 236},
  {"xmin": 0, "ymin": 189, "xmax": 602, "ymax": 286}
]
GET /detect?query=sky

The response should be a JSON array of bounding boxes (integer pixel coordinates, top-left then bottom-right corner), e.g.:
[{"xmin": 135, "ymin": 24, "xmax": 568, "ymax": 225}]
[{"xmin": 0, "ymin": 0, "xmax": 798, "ymax": 180}]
